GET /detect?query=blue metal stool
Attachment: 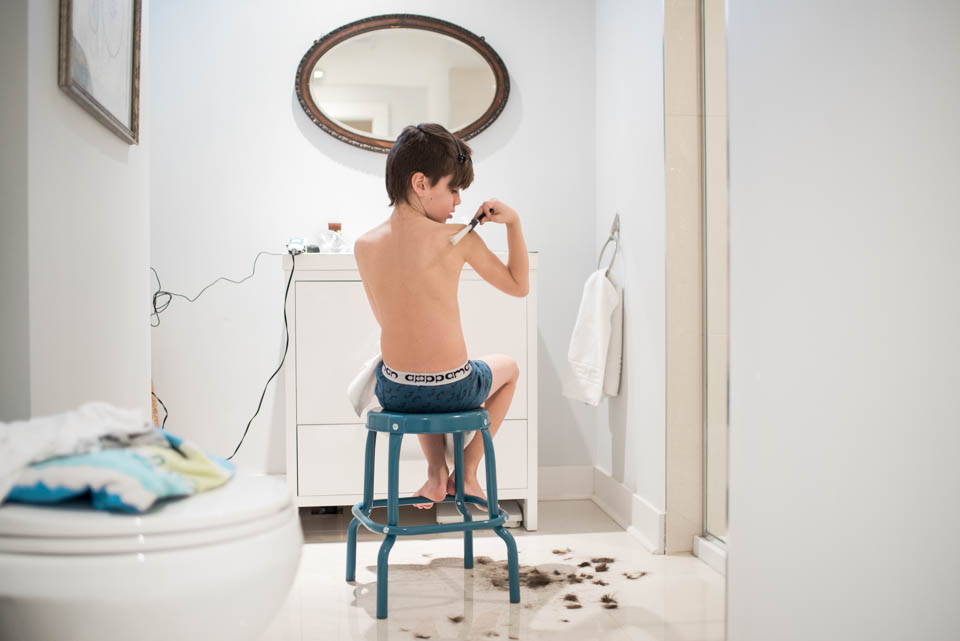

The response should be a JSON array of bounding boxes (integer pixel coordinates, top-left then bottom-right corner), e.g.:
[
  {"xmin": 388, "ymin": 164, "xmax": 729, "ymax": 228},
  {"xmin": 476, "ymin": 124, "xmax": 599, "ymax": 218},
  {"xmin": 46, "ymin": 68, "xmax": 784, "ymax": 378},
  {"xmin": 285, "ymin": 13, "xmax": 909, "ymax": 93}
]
[{"xmin": 345, "ymin": 409, "xmax": 520, "ymax": 619}]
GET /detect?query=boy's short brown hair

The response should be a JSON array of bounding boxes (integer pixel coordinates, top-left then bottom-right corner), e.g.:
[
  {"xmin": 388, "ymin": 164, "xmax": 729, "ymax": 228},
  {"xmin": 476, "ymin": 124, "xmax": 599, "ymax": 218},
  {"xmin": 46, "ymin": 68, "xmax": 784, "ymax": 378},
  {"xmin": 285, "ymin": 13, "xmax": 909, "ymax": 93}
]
[{"xmin": 385, "ymin": 123, "xmax": 474, "ymax": 207}]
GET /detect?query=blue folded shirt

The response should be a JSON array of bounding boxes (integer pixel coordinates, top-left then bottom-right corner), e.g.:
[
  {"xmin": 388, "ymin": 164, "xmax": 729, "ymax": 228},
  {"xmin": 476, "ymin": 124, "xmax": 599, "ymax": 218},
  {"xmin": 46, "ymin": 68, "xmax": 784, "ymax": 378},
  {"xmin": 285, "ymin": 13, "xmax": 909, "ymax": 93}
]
[{"xmin": 6, "ymin": 429, "xmax": 234, "ymax": 513}]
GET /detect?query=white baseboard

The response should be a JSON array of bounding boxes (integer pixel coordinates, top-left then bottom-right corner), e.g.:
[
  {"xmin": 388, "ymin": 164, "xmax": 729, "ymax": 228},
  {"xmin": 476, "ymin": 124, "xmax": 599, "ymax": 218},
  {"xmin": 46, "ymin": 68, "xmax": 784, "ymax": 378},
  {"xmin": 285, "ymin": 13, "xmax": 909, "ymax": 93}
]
[
  {"xmin": 693, "ymin": 535, "xmax": 726, "ymax": 575},
  {"xmin": 591, "ymin": 466, "xmax": 665, "ymax": 554},
  {"xmin": 538, "ymin": 465, "xmax": 666, "ymax": 554}
]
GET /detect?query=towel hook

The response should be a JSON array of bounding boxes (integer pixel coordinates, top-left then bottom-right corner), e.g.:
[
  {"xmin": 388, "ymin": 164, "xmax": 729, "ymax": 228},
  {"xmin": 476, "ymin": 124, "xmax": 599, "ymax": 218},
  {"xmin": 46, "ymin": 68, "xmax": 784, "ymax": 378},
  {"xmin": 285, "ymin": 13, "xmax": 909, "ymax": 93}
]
[{"xmin": 597, "ymin": 213, "xmax": 620, "ymax": 276}]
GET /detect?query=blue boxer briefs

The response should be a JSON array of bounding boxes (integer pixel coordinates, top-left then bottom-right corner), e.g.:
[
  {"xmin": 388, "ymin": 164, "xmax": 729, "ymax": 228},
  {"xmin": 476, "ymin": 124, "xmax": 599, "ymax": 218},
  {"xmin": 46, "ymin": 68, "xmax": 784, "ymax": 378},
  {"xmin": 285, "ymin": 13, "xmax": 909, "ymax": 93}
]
[{"xmin": 374, "ymin": 359, "xmax": 493, "ymax": 414}]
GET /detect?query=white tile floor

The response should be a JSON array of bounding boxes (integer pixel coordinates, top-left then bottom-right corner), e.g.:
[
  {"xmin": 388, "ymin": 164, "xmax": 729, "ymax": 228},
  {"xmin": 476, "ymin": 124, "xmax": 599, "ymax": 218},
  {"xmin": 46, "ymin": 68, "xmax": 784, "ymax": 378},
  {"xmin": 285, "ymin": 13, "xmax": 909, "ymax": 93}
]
[{"xmin": 259, "ymin": 500, "xmax": 725, "ymax": 641}]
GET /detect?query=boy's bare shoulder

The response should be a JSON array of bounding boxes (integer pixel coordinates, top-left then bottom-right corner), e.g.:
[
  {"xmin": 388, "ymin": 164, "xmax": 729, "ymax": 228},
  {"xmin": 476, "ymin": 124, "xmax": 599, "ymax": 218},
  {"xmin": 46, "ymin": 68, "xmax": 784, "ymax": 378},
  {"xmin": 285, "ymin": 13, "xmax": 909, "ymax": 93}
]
[
  {"xmin": 353, "ymin": 234, "xmax": 369, "ymax": 260},
  {"xmin": 355, "ymin": 222, "xmax": 389, "ymax": 254},
  {"xmin": 357, "ymin": 221, "xmax": 387, "ymax": 242},
  {"xmin": 354, "ymin": 230, "xmax": 372, "ymax": 251}
]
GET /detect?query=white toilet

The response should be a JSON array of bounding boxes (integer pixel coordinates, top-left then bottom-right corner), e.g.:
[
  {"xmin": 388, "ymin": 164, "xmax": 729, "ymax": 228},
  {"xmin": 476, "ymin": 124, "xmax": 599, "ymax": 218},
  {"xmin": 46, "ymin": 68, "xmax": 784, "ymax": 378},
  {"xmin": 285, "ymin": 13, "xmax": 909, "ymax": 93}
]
[{"xmin": 0, "ymin": 474, "xmax": 303, "ymax": 641}]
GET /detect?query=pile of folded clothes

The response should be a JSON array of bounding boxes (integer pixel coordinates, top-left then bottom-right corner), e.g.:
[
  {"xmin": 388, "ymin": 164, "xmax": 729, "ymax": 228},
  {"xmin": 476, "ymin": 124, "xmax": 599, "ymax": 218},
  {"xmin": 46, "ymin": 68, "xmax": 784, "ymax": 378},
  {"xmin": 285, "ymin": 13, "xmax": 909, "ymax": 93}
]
[{"xmin": 0, "ymin": 401, "xmax": 234, "ymax": 513}]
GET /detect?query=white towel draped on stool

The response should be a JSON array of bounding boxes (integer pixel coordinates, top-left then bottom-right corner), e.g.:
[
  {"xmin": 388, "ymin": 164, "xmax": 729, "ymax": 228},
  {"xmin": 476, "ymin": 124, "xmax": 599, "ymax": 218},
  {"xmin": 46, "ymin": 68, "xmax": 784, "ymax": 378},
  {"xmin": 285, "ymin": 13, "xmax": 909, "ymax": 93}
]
[
  {"xmin": 347, "ymin": 352, "xmax": 383, "ymax": 418},
  {"xmin": 562, "ymin": 269, "xmax": 623, "ymax": 406}
]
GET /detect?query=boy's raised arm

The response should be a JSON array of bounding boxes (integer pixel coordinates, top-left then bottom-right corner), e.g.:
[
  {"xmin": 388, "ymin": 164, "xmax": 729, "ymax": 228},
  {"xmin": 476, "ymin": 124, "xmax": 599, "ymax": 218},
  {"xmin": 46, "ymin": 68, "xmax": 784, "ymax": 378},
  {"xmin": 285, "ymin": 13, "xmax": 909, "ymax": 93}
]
[{"xmin": 461, "ymin": 199, "xmax": 529, "ymax": 297}]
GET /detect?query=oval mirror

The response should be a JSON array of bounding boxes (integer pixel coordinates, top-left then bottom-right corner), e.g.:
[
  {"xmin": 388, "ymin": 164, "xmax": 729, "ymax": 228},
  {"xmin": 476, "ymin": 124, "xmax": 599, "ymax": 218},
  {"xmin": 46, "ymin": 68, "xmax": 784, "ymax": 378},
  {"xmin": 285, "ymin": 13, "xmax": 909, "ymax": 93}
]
[{"xmin": 295, "ymin": 14, "xmax": 509, "ymax": 153}]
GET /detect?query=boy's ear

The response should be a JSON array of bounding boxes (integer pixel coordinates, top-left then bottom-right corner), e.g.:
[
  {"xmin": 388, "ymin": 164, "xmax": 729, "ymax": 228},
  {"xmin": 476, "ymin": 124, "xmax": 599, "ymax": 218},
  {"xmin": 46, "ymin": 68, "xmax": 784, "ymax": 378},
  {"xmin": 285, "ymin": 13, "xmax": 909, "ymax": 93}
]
[{"xmin": 410, "ymin": 172, "xmax": 427, "ymax": 195}]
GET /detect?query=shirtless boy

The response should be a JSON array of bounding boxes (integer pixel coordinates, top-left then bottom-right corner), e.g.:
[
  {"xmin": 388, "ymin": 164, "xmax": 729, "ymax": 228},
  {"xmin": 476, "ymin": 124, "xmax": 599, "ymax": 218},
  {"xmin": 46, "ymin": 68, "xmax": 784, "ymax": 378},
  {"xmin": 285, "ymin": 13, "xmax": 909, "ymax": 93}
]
[{"xmin": 353, "ymin": 123, "xmax": 529, "ymax": 508}]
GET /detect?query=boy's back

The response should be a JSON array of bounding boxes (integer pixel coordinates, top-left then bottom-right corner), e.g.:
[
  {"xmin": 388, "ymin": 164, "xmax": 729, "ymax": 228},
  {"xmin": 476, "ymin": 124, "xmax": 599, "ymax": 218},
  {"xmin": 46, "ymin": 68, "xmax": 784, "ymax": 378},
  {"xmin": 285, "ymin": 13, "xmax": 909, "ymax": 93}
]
[{"xmin": 354, "ymin": 213, "xmax": 472, "ymax": 372}]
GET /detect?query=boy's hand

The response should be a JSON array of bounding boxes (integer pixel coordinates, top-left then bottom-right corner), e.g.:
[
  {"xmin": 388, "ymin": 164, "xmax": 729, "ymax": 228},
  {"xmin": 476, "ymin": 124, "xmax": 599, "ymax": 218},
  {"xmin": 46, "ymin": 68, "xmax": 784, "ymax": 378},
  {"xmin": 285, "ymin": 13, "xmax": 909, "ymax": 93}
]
[{"xmin": 476, "ymin": 198, "xmax": 519, "ymax": 226}]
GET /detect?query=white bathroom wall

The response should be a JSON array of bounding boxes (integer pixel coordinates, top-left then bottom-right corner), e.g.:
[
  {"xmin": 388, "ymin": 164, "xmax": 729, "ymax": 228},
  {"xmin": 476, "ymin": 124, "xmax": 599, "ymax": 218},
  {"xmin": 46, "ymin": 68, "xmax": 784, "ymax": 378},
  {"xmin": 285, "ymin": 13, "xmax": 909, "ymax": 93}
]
[
  {"xmin": 0, "ymin": 0, "xmax": 30, "ymax": 421},
  {"xmin": 149, "ymin": 1, "xmax": 599, "ymax": 471},
  {"xmin": 594, "ymin": 1, "xmax": 667, "ymax": 508},
  {"xmin": 727, "ymin": 2, "xmax": 960, "ymax": 639},
  {"xmin": 0, "ymin": 1, "xmax": 152, "ymax": 421}
]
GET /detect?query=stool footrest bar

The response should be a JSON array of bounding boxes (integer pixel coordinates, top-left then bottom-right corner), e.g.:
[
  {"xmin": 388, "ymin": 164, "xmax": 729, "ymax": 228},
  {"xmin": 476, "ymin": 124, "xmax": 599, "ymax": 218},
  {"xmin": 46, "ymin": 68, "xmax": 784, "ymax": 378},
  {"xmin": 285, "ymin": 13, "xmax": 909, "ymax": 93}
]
[
  {"xmin": 361, "ymin": 493, "xmax": 492, "ymax": 510},
  {"xmin": 351, "ymin": 500, "xmax": 511, "ymax": 536}
]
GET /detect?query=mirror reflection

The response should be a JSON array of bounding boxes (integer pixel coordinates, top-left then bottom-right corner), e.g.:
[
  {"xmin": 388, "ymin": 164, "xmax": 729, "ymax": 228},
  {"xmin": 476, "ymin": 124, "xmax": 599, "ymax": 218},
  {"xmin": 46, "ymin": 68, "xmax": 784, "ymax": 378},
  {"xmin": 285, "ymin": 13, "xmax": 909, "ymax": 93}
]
[{"xmin": 308, "ymin": 28, "xmax": 497, "ymax": 140}]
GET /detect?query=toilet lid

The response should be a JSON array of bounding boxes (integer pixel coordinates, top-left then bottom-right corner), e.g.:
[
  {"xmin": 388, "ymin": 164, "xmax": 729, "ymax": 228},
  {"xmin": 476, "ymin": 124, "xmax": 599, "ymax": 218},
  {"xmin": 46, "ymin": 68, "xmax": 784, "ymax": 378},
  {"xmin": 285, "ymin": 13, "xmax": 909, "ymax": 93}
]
[{"xmin": 0, "ymin": 475, "xmax": 294, "ymax": 553}]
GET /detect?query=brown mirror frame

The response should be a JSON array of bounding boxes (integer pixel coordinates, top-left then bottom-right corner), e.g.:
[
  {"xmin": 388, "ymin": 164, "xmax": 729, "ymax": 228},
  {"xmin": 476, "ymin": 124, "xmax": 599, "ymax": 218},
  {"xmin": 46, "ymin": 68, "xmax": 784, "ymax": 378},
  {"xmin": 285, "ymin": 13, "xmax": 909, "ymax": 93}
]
[{"xmin": 295, "ymin": 14, "xmax": 510, "ymax": 153}]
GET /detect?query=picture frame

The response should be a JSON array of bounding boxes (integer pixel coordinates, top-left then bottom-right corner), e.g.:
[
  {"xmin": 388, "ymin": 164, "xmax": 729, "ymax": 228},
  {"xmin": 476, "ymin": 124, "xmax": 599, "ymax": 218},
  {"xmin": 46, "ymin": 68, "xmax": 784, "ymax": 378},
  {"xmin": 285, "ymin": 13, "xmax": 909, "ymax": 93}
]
[{"xmin": 58, "ymin": 0, "xmax": 142, "ymax": 145}]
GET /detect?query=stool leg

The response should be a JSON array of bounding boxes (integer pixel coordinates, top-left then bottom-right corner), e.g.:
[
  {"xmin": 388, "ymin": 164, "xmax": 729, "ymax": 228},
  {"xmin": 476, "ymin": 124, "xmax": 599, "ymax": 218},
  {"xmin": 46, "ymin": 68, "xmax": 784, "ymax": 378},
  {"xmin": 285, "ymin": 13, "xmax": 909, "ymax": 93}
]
[
  {"xmin": 347, "ymin": 430, "xmax": 377, "ymax": 582},
  {"xmin": 387, "ymin": 432, "xmax": 403, "ymax": 527},
  {"xmin": 375, "ymin": 432, "xmax": 403, "ymax": 619},
  {"xmin": 479, "ymin": 428, "xmax": 499, "ymax": 519},
  {"xmin": 346, "ymin": 518, "xmax": 360, "ymax": 582},
  {"xmin": 362, "ymin": 430, "xmax": 377, "ymax": 512},
  {"xmin": 453, "ymin": 432, "xmax": 473, "ymax": 569},
  {"xmin": 495, "ymin": 526, "xmax": 521, "ymax": 604},
  {"xmin": 376, "ymin": 535, "xmax": 396, "ymax": 619},
  {"xmin": 481, "ymin": 427, "xmax": 520, "ymax": 603}
]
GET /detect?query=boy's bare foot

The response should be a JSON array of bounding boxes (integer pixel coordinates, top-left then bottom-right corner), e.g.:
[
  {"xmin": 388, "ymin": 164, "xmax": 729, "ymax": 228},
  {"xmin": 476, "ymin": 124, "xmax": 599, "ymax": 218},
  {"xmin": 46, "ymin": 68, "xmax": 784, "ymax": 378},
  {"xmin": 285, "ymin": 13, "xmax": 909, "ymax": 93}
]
[
  {"xmin": 446, "ymin": 471, "xmax": 487, "ymax": 503},
  {"xmin": 413, "ymin": 469, "xmax": 449, "ymax": 509}
]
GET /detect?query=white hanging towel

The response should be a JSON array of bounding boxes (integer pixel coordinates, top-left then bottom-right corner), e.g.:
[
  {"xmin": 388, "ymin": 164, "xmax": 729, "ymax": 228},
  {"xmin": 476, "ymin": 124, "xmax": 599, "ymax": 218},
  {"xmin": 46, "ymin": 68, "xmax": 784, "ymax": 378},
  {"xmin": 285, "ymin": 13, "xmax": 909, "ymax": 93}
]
[{"xmin": 563, "ymin": 269, "xmax": 623, "ymax": 406}]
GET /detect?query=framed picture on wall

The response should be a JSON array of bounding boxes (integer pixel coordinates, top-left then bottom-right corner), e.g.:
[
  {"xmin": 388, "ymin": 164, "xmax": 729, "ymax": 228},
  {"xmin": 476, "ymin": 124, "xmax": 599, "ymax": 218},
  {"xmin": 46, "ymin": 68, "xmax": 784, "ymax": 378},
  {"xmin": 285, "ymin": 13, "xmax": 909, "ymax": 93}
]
[{"xmin": 58, "ymin": 0, "xmax": 142, "ymax": 144}]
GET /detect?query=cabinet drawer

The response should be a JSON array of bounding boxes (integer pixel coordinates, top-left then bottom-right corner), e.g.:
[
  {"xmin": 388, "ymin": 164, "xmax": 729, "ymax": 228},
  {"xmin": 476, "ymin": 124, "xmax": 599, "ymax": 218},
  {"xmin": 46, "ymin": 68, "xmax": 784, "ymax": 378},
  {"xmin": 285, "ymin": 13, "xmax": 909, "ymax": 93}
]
[{"xmin": 297, "ymin": 420, "xmax": 527, "ymax": 497}]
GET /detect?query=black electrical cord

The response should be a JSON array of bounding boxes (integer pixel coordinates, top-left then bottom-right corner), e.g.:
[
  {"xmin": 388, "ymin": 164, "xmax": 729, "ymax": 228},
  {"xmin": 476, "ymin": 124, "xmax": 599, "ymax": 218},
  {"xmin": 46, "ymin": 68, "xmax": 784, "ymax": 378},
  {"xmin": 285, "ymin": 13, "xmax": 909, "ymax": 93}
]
[
  {"xmin": 150, "ymin": 251, "xmax": 287, "ymax": 327},
  {"xmin": 151, "ymin": 390, "xmax": 169, "ymax": 430},
  {"xmin": 226, "ymin": 250, "xmax": 297, "ymax": 460},
  {"xmin": 149, "ymin": 249, "xmax": 298, "ymax": 460}
]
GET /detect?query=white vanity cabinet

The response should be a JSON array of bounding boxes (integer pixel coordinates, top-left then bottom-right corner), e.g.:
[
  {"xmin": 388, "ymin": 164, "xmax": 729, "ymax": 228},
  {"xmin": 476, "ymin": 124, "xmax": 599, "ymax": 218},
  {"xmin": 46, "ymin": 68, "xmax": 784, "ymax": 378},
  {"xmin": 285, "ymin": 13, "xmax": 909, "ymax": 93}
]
[{"xmin": 283, "ymin": 252, "xmax": 538, "ymax": 530}]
